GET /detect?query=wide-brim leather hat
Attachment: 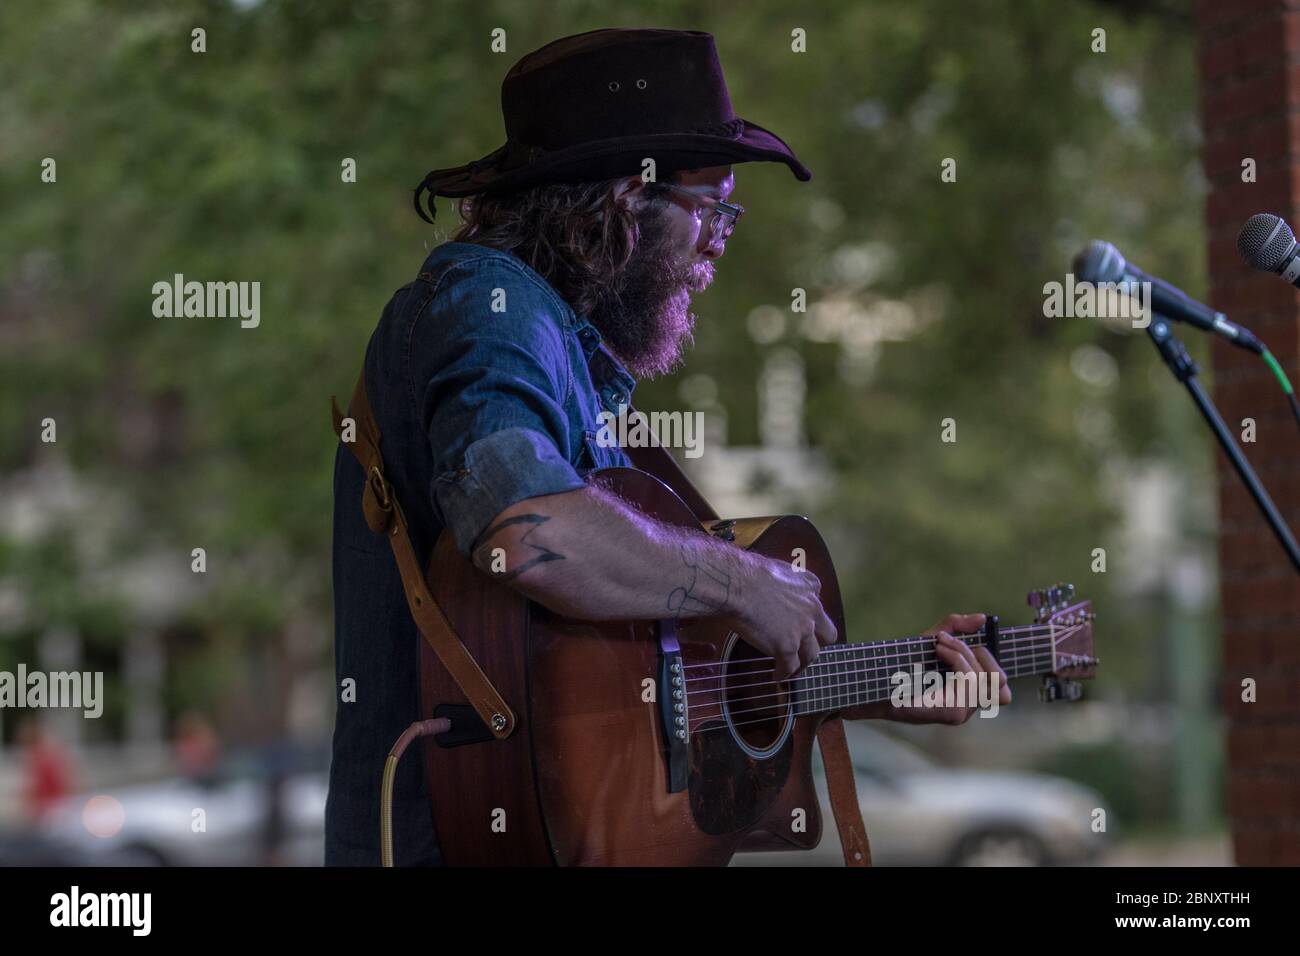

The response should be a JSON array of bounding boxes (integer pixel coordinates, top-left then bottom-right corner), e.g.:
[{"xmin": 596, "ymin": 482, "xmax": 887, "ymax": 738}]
[{"xmin": 414, "ymin": 28, "xmax": 812, "ymax": 222}]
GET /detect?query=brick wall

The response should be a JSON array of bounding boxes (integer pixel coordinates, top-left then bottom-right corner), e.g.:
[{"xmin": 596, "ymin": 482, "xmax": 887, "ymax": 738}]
[{"xmin": 1196, "ymin": 0, "xmax": 1300, "ymax": 865}]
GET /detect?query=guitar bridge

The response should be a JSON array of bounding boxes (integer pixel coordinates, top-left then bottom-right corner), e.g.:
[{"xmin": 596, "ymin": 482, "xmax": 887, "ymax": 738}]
[{"xmin": 658, "ymin": 620, "xmax": 689, "ymax": 793}]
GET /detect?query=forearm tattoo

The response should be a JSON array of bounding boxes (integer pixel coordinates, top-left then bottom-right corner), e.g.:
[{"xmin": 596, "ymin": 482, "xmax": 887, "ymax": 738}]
[
  {"xmin": 666, "ymin": 543, "xmax": 733, "ymax": 616},
  {"xmin": 473, "ymin": 513, "xmax": 565, "ymax": 581}
]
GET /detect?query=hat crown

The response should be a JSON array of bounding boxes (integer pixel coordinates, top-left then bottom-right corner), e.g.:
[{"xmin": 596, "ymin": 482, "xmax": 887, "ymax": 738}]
[
  {"xmin": 501, "ymin": 29, "xmax": 737, "ymax": 150},
  {"xmin": 411, "ymin": 27, "xmax": 809, "ymax": 219}
]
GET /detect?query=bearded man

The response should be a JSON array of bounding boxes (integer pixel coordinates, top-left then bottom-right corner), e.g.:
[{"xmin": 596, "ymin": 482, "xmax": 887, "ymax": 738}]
[{"xmin": 326, "ymin": 28, "xmax": 1008, "ymax": 866}]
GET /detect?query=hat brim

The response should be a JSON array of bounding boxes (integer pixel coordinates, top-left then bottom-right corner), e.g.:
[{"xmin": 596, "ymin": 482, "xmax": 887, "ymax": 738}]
[{"xmin": 418, "ymin": 117, "xmax": 811, "ymax": 201}]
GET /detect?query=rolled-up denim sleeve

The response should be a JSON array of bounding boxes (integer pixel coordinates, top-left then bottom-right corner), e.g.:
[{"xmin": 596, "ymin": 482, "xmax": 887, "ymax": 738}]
[{"xmin": 413, "ymin": 258, "xmax": 586, "ymax": 557}]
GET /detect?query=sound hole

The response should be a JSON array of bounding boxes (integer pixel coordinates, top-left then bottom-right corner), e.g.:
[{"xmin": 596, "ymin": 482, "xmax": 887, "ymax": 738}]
[{"xmin": 722, "ymin": 633, "xmax": 792, "ymax": 758}]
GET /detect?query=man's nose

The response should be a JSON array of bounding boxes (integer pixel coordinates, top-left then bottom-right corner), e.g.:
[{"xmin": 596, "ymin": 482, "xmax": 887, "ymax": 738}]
[{"xmin": 699, "ymin": 237, "xmax": 726, "ymax": 260}]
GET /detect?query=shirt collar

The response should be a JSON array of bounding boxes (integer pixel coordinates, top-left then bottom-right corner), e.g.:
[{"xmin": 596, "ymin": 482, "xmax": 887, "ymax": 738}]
[{"xmin": 573, "ymin": 318, "xmax": 637, "ymax": 408}]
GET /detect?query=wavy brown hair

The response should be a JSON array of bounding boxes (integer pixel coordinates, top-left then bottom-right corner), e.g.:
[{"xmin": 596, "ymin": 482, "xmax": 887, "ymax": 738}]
[{"xmin": 447, "ymin": 175, "xmax": 677, "ymax": 318}]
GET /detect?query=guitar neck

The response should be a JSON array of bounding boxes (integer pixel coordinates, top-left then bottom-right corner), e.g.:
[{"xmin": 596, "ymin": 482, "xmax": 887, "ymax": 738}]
[{"xmin": 790, "ymin": 625, "xmax": 1057, "ymax": 715}]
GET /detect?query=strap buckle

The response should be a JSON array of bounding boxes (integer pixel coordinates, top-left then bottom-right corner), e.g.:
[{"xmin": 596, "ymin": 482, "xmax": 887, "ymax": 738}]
[
  {"xmin": 362, "ymin": 463, "xmax": 395, "ymax": 534},
  {"xmin": 368, "ymin": 464, "xmax": 392, "ymax": 510},
  {"xmin": 333, "ymin": 372, "xmax": 516, "ymax": 741}
]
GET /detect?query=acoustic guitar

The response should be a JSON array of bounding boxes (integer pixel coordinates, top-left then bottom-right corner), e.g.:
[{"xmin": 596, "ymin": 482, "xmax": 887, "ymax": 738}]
[{"xmin": 418, "ymin": 465, "xmax": 1098, "ymax": 865}]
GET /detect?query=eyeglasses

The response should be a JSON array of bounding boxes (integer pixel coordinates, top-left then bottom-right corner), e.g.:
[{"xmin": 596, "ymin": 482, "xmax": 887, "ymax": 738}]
[{"xmin": 661, "ymin": 184, "xmax": 745, "ymax": 246}]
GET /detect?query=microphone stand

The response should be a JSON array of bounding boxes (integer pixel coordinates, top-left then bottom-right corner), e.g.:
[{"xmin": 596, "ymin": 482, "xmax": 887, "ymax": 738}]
[{"xmin": 1147, "ymin": 317, "xmax": 1300, "ymax": 575}]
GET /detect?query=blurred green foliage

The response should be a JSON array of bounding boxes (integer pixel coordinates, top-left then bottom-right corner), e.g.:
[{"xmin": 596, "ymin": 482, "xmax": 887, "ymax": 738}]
[
  {"xmin": 1, "ymin": 0, "xmax": 1215, "ymax": 779},
  {"xmin": 1035, "ymin": 734, "xmax": 1225, "ymax": 832}
]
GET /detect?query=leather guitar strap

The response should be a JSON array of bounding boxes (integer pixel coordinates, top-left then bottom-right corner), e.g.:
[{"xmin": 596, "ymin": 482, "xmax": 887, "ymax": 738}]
[
  {"xmin": 816, "ymin": 716, "xmax": 873, "ymax": 866},
  {"xmin": 331, "ymin": 372, "xmax": 515, "ymax": 740},
  {"xmin": 333, "ymin": 382, "xmax": 870, "ymax": 865},
  {"xmin": 629, "ymin": 441, "xmax": 872, "ymax": 868}
]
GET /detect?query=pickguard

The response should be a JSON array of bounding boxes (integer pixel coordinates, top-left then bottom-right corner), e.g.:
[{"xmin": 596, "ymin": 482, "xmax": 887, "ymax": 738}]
[{"xmin": 687, "ymin": 719, "xmax": 792, "ymax": 835}]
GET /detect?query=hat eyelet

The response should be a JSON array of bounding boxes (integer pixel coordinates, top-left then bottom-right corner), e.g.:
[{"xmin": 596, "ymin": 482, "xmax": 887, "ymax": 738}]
[
  {"xmin": 636, "ymin": 78, "xmax": 647, "ymax": 90},
  {"xmin": 608, "ymin": 81, "xmax": 620, "ymax": 92}
]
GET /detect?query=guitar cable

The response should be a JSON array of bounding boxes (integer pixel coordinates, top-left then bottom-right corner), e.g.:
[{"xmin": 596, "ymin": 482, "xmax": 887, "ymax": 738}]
[
  {"xmin": 1261, "ymin": 347, "xmax": 1300, "ymax": 436},
  {"xmin": 380, "ymin": 717, "xmax": 452, "ymax": 867}
]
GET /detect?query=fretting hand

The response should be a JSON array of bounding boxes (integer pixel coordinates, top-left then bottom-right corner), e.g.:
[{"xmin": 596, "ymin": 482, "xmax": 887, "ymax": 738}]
[{"xmin": 838, "ymin": 613, "xmax": 1012, "ymax": 725}]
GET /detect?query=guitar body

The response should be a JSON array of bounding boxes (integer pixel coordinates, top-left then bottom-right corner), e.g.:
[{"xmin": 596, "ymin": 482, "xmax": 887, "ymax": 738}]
[{"xmin": 418, "ymin": 467, "xmax": 848, "ymax": 866}]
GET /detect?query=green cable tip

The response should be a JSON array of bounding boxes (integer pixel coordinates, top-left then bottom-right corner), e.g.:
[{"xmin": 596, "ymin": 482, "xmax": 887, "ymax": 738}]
[{"xmin": 1263, "ymin": 350, "xmax": 1295, "ymax": 396}]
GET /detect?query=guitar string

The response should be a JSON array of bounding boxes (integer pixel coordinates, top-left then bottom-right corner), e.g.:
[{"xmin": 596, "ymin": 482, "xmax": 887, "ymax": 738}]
[
  {"xmin": 680, "ymin": 630, "xmax": 1056, "ymax": 697},
  {"xmin": 681, "ymin": 629, "xmax": 1053, "ymax": 686},
  {"xmin": 681, "ymin": 623, "xmax": 1086, "ymax": 725},
  {"xmin": 678, "ymin": 621, "xmax": 1069, "ymax": 674},
  {"xmin": 688, "ymin": 652, "xmax": 1055, "ymax": 729},
  {"xmin": 689, "ymin": 682, "xmax": 1044, "ymax": 737},
  {"xmin": 678, "ymin": 638, "xmax": 1059, "ymax": 719},
  {"xmin": 677, "ymin": 629, "xmax": 1068, "ymax": 682},
  {"xmin": 644, "ymin": 615, "xmax": 1092, "ymax": 736},
  {"xmin": 691, "ymin": 655, "xmax": 1066, "ymax": 738},
  {"xmin": 690, "ymin": 647, "xmax": 1063, "ymax": 736},
  {"xmin": 684, "ymin": 624, "xmax": 1082, "ymax": 706},
  {"xmin": 691, "ymin": 639, "xmax": 1086, "ymax": 728},
  {"xmin": 676, "ymin": 620, "xmax": 1068, "ymax": 663},
  {"xmin": 686, "ymin": 647, "xmax": 1054, "ymax": 714},
  {"xmin": 684, "ymin": 646, "xmax": 1050, "ymax": 712},
  {"xmin": 688, "ymin": 649, "xmax": 1056, "ymax": 723}
]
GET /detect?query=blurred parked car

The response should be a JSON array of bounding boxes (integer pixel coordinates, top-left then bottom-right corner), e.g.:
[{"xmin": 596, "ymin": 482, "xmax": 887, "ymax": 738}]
[
  {"xmin": 32, "ymin": 727, "xmax": 1106, "ymax": 867},
  {"xmin": 0, "ymin": 828, "xmax": 135, "ymax": 866},
  {"xmin": 39, "ymin": 744, "xmax": 328, "ymax": 866},
  {"xmin": 732, "ymin": 722, "xmax": 1109, "ymax": 866}
]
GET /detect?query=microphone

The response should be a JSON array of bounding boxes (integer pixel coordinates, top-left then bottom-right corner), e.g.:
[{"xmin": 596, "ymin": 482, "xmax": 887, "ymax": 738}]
[
  {"xmin": 1237, "ymin": 213, "xmax": 1300, "ymax": 441},
  {"xmin": 1237, "ymin": 212, "xmax": 1300, "ymax": 284},
  {"xmin": 1073, "ymin": 240, "xmax": 1263, "ymax": 353}
]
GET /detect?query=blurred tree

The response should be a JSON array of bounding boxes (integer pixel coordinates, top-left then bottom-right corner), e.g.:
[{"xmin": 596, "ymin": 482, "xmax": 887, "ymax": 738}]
[{"xmin": 0, "ymin": 0, "xmax": 1212, "ymax": 764}]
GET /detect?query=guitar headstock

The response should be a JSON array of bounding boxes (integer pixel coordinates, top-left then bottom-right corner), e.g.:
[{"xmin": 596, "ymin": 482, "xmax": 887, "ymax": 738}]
[{"xmin": 1028, "ymin": 583, "xmax": 1098, "ymax": 694}]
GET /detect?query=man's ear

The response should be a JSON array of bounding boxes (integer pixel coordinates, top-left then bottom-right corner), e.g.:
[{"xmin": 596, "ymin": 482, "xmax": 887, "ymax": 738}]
[{"xmin": 610, "ymin": 175, "xmax": 649, "ymax": 213}]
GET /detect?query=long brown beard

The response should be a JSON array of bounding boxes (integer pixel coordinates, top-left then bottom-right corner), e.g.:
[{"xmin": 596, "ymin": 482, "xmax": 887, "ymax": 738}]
[{"xmin": 586, "ymin": 203, "xmax": 714, "ymax": 379}]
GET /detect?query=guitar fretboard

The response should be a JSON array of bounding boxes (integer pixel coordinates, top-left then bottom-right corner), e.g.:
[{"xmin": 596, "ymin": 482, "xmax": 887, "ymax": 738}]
[{"xmin": 787, "ymin": 626, "xmax": 1055, "ymax": 715}]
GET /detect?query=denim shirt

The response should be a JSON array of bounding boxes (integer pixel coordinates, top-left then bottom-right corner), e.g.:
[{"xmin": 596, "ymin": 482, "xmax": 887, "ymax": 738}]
[{"xmin": 326, "ymin": 241, "xmax": 634, "ymax": 866}]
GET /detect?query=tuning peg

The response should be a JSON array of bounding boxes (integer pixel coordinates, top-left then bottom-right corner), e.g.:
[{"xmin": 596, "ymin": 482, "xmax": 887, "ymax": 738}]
[
  {"xmin": 1028, "ymin": 589, "xmax": 1053, "ymax": 622},
  {"xmin": 1040, "ymin": 676, "xmax": 1084, "ymax": 703}
]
